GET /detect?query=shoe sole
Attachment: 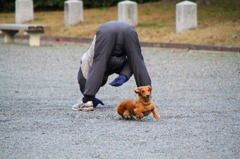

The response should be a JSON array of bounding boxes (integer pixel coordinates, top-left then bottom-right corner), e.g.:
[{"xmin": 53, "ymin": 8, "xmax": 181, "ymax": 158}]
[{"xmin": 72, "ymin": 107, "xmax": 94, "ymax": 111}]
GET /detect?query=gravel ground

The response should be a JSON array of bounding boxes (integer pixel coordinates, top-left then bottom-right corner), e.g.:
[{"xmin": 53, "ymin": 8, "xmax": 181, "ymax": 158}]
[{"xmin": 0, "ymin": 40, "xmax": 239, "ymax": 159}]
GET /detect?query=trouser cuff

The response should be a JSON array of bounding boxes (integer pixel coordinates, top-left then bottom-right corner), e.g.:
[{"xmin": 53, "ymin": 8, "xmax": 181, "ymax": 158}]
[{"xmin": 82, "ymin": 95, "xmax": 94, "ymax": 103}]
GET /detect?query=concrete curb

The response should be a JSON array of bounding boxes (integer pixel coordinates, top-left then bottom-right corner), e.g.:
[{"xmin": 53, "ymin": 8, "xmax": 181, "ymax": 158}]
[{"xmin": 1, "ymin": 34, "xmax": 240, "ymax": 52}]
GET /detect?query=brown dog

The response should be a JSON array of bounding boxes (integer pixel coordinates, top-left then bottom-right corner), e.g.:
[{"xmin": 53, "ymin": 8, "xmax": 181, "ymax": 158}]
[{"xmin": 116, "ymin": 85, "xmax": 160, "ymax": 120}]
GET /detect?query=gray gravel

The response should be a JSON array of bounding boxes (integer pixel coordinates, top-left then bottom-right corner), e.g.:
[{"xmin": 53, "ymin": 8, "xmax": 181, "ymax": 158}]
[{"xmin": 0, "ymin": 40, "xmax": 240, "ymax": 159}]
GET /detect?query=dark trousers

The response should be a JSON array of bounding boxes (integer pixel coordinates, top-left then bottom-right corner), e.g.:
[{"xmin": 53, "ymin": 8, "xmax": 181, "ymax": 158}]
[{"xmin": 77, "ymin": 21, "xmax": 151, "ymax": 101}]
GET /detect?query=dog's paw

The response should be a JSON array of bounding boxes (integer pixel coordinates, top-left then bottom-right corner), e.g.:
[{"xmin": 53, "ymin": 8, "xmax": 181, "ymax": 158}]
[
  {"xmin": 154, "ymin": 114, "xmax": 160, "ymax": 119},
  {"xmin": 136, "ymin": 115, "xmax": 144, "ymax": 119},
  {"xmin": 119, "ymin": 116, "xmax": 126, "ymax": 120}
]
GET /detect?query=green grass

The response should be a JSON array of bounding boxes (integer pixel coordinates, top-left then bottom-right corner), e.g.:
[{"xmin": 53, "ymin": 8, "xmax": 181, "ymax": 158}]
[
  {"xmin": 34, "ymin": 17, "xmax": 44, "ymax": 21},
  {"xmin": 138, "ymin": 21, "xmax": 166, "ymax": 28}
]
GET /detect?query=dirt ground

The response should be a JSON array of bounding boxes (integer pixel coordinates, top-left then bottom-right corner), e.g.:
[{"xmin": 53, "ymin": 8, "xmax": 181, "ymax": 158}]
[{"xmin": 0, "ymin": 40, "xmax": 239, "ymax": 159}]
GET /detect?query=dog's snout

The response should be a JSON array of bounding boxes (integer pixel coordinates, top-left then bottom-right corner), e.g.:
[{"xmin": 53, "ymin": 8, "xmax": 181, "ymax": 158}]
[{"xmin": 146, "ymin": 94, "xmax": 150, "ymax": 98}]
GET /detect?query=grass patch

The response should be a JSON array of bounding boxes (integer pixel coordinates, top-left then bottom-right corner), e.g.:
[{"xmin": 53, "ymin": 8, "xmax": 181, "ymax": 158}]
[
  {"xmin": 0, "ymin": 0, "xmax": 239, "ymax": 46},
  {"xmin": 34, "ymin": 17, "xmax": 44, "ymax": 21},
  {"xmin": 138, "ymin": 21, "xmax": 166, "ymax": 28}
]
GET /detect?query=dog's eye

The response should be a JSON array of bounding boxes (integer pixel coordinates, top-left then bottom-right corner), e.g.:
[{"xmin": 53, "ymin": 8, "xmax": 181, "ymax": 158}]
[{"xmin": 142, "ymin": 91, "xmax": 145, "ymax": 93}]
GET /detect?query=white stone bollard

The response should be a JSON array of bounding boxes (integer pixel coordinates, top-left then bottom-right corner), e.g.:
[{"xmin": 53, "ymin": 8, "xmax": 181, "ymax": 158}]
[
  {"xmin": 15, "ymin": 0, "xmax": 34, "ymax": 24},
  {"xmin": 64, "ymin": 0, "xmax": 84, "ymax": 26},
  {"xmin": 118, "ymin": 1, "xmax": 138, "ymax": 26},
  {"xmin": 176, "ymin": 1, "xmax": 197, "ymax": 33}
]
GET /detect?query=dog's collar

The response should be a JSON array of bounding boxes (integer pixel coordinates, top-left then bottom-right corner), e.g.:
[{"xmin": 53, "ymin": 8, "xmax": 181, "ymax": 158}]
[{"xmin": 140, "ymin": 100, "xmax": 151, "ymax": 106}]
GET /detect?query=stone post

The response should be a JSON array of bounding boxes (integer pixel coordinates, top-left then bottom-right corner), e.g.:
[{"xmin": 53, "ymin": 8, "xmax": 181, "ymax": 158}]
[
  {"xmin": 64, "ymin": 0, "xmax": 84, "ymax": 26},
  {"xmin": 118, "ymin": 1, "xmax": 138, "ymax": 26},
  {"xmin": 2, "ymin": 31, "xmax": 18, "ymax": 43},
  {"xmin": 176, "ymin": 1, "xmax": 197, "ymax": 33},
  {"xmin": 15, "ymin": 0, "xmax": 34, "ymax": 24}
]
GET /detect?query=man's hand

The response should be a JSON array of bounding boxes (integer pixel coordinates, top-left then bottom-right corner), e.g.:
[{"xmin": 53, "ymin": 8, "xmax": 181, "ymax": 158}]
[{"xmin": 109, "ymin": 74, "xmax": 127, "ymax": 87}]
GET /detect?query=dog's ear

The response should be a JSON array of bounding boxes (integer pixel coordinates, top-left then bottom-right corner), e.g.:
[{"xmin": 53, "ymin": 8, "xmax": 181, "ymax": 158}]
[
  {"xmin": 134, "ymin": 87, "xmax": 141, "ymax": 94},
  {"xmin": 148, "ymin": 85, "xmax": 152, "ymax": 91}
]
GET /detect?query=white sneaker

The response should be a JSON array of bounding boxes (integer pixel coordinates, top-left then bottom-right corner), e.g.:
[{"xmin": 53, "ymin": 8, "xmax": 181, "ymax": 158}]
[{"xmin": 72, "ymin": 101, "xmax": 94, "ymax": 111}]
